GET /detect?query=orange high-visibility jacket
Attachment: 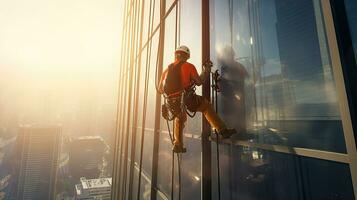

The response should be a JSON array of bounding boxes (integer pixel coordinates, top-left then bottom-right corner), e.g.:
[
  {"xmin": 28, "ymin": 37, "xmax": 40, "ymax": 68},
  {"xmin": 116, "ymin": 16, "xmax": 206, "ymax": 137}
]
[{"xmin": 160, "ymin": 60, "xmax": 199, "ymax": 96}]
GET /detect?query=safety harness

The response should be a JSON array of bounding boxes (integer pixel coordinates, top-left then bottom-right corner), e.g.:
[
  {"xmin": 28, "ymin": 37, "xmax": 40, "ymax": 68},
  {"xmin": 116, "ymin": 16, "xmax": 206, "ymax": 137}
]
[{"xmin": 162, "ymin": 61, "xmax": 196, "ymax": 121}]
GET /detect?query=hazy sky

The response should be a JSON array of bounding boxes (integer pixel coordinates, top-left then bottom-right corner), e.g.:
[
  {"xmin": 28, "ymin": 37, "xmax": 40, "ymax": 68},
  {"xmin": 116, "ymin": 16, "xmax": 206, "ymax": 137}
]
[
  {"xmin": 0, "ymin": 0, "xmax": 123, "ymax": 73},
  {"xmin": 0, "ymin": 0, "xmax": 124, "ymax": 131}
]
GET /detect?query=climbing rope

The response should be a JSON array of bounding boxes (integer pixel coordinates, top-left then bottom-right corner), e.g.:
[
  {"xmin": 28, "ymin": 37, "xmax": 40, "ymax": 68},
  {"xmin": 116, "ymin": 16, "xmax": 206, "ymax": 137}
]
[
  {"xmin": 171, "ymin": 143, "xmax": 175, "ymax": 200},
  {"xmin": 178, "ymin": 153, "xmax": 182, "ymax": 200},
  {"xmin": 165, "ymin": 118, "xmax": 182, "ymax": 200}
]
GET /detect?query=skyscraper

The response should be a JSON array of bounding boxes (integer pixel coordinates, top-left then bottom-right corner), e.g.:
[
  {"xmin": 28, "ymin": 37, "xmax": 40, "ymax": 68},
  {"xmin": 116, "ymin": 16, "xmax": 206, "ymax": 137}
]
[
  {"xmin": 13, "ymin": 125, "xmax": 61, "ymax": 200},
  {"xmin": 275, "ymin": 0, "xmax": 323, "ymax": 81},
  {"xmin": 75, "ymin": 177, "xmax": 112, "ymax": 200},
  {"xmin": 69, "ymin": 136, "xmax": 107, "ymax": 180},
  {"xmin": 274, "ymin": 0, "xmax": 332, "ymax": 116}
]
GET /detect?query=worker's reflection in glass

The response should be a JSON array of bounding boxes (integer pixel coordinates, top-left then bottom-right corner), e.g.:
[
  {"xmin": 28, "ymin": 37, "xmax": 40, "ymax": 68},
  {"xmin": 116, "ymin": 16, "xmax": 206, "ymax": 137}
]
[{"xmin": 218, "ymin": 46, "xmax": 248, "ymax": 135}]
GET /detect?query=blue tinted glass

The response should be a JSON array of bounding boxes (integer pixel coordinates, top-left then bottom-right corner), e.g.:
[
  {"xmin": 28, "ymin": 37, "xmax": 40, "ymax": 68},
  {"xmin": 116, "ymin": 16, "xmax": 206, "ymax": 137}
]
[
  {"xmin": 212, "ymin": 144, "xmax": 355, "ymax": 200},
  {"xmin": 344, "ymin": 0, "xmax": 357, "ymax": 62},
  {"xmin": 210, "ymin": 0, "xmax": 347, "ymax": 153}
]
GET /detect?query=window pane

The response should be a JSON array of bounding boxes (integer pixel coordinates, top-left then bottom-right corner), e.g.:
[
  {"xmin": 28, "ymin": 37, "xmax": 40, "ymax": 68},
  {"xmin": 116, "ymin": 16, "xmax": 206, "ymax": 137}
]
[
  {"xmin": 157, "ymin": 11, "xmax": 177, "ymax": 196},
  {"xmin": 135, "ymin": 31, "xmax": 160, "ymax": 183},
  {"xmin": 212, "ymin": 144, "xmax": 355, "ymax": 200},
  {"xmin": 146, "ymin": 33, "xmax": 159, "ymax": 130},
  {"xmin": 166, "ymin": 0, "xmax": 176, "ymax": 13},
  {"xmin": 134, "ymin": 42, "xmax": 155, "ymax": 178},
  {"xmin": 139, "ymin": 173, "xmax": 152, "ymax": 199},
  {"xmin": 180, "ymin": 0, "xmax": 202, "ymax": 135},
  {"xmin": 157, "ymin": 1, "xmax": 203, "ymax": 198},
  {"xmin": 344, "ymin": 0, "xmax": 357, "ymax": 61},
  {"xmin": 210, "ymin": 0, "xmax": 347, "ymax": 153},
  {"xmin": 342, "ymin": 0, "xmax": 357, "ymax": 149},
  {"xmin": 137, "ymin": 50, "xmax": 147, "ymax": 125},
  {"xmin": 142, "ymin": 0, "xmax": 151, "ymax": 47},
  {"xmin": 153, "ymin": 0, "xmax": 161, "ymax": 29},
  {"xmin": 179, "ymin": 1, "xmax": 202, "ymax": 199}
]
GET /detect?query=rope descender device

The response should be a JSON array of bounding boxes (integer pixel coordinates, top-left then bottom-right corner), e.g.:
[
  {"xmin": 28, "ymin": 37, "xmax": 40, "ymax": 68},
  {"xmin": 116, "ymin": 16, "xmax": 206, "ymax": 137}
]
[{"xmin": 211, "ymin": 69, "xmax": 221, "ymax": 93}]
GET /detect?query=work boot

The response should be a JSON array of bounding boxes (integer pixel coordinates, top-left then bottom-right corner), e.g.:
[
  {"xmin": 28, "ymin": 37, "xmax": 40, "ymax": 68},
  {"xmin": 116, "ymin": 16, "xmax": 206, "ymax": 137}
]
[
  {"xmin": 172, "ymin": 145, "xmax": 187, "ymax": 153},
  {"xmin": 209, "ymin": 128, "xmax": 236, "ymax": 142},
  {"xmin": 219, "ymin": 128, "xmax": 237, "ymax": 138}
]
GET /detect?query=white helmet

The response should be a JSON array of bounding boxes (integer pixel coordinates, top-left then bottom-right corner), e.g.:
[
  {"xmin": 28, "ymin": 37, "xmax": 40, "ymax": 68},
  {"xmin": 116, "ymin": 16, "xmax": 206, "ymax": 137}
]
[{"xmin": 175, "ymin": 45, "xmax": 190, "ymax": 58}]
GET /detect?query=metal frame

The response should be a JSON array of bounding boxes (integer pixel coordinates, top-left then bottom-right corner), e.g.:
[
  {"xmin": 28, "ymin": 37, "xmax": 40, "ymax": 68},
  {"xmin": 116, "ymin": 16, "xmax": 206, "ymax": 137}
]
[
  {"xmin": 321, "ymin": 0, "xmax": 357, "ymax": 196},
  {"xmin": 201, "ymin": 1, "xmax": 212, "ymax": 200}
]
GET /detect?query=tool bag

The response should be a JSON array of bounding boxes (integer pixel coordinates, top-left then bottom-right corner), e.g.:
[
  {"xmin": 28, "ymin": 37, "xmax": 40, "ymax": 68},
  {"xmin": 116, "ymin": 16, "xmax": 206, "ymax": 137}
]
[{"xmin": 162, "ymin": 95, "xmax": 184, "ymax": 121}]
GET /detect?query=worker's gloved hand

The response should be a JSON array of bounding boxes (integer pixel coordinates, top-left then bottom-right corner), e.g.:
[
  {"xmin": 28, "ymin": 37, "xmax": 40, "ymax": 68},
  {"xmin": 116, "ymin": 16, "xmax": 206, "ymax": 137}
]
[{"xmin": 203, "ymin": 60, "xmax": 213, "ymax": 73}]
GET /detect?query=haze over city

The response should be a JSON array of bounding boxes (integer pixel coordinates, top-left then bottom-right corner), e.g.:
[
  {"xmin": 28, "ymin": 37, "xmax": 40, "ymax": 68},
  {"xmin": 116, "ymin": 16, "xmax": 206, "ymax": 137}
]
[
  {"xmin": 0, "ymin": 0, "xmax": 123, "ymax": 199},
  {"xmin": 0, "ymin": 0, "xmax": 123, "ymax": 138}
]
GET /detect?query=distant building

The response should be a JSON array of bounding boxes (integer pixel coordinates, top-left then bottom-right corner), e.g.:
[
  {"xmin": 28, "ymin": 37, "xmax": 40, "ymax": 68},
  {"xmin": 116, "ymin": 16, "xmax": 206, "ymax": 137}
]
[
  {"xmin": 69, "ymin": 136, "xmax": 107, "ymax": 180},
  {"xmin": 275, "ymin": 0, "xmax": 323, "ymax": 81},
  {"xmin": 13, "ymin": 125, "xmax": 61, "ymax": 200},
  {"xmin": 75, "ymin": 177, "xmax": 111, "ymax": 200},
  {"xmin": 58, "ymin": 153, "xmax": 70, "ymax": 176}
]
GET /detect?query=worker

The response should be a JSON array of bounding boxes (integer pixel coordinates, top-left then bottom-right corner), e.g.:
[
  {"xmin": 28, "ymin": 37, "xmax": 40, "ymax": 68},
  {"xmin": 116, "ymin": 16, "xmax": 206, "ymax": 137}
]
[{"xmin": 158, "ymin": 45, "xmax": 237, "ymax": 153}]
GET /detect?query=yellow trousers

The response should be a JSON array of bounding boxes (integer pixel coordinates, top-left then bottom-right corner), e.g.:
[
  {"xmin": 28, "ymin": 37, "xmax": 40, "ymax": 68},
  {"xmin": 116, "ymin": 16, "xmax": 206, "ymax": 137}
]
[{"xmin": 173, "ymin": 95, "xmax": 227, "ymax": 146}]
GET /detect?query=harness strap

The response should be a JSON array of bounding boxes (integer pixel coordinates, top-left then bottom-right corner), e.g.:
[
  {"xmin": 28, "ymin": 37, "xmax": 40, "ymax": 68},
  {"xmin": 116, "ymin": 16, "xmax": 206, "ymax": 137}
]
[
  {"xmin": 166, "ymin": 90, "xmax": 184, "ymax": 98},
  {"xmin": 162, "ymin": 83, "xmax": 199, "ymax": 120}
]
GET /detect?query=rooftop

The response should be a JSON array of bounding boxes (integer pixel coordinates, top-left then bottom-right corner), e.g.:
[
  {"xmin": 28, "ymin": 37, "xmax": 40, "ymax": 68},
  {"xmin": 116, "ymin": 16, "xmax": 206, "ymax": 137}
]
[
  {"xmin": 80, "ymin": 177, "xmax": 112, "ymax": 189},
  {"xmin": 76, "ymin": 136, "xmax": 104, "ymax": 140}
]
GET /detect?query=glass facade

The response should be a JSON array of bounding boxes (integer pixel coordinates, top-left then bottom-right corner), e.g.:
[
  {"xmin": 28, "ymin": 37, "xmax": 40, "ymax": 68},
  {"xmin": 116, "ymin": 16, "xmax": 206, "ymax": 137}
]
[
  {"xmin": 344, "ymin": 0, "xmax": 357, "ymax": 62},
  {"xmin": 112, "ymin": 0, "xmax": 357, "ymax": 199},
  {"xmin": 339, "ymin": 0, "xmax": 357, "ymax": 148},
  {"xmin": 211, "ymin": 145, "xmax": 354, "ymax": 200},
  {"xmin": 210, "ymin": 0, "xmax": 345, "ymax": 153}
]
